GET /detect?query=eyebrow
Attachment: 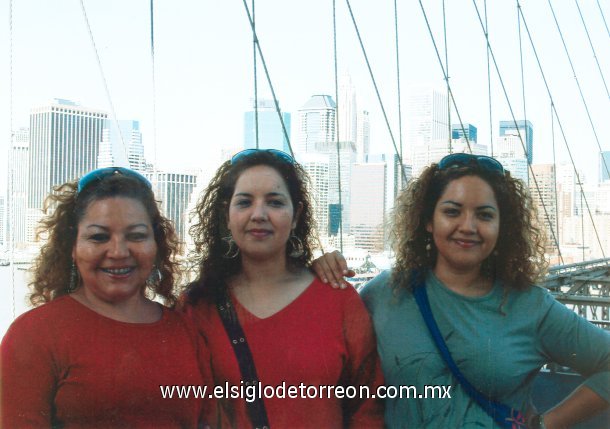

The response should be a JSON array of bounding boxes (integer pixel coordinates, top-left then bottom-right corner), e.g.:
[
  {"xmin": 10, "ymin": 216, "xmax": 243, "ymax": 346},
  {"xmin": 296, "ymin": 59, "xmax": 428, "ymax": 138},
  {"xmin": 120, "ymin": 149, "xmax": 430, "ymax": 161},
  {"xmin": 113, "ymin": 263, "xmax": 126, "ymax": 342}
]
[
  {"xmin": 233, "ymin": 192, "xmax": 288, "ymax": 198},
  {"xmin": 85, "ymin": 223, "xmax": 150, "ymax": 230},
  {"xmin": 439, "ymin": 200, "xmax": 497, "ymax": 211}
]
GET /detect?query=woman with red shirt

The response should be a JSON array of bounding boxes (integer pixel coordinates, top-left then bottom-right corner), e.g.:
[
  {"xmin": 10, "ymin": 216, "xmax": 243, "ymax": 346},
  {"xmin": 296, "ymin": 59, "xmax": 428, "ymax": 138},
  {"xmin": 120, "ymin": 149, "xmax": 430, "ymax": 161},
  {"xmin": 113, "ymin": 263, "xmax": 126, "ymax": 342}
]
[
  {"xmin": 1, "ymin": 168, "xmax": 210, "ymax": 428},
  {"xmin": 183, "ymin": 149, "xmax": 384, "ymax": 428}
]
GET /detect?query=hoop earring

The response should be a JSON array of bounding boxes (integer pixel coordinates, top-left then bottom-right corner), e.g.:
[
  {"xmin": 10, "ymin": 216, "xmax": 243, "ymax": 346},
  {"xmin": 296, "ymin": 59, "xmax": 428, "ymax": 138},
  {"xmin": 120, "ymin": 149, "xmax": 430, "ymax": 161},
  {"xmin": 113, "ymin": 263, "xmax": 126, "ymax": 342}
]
[
  {"xmin": 68, "ymin": 261, "xmax": 78, "ymax": 293},
  {"xmin": 222, "ymin": 234, "xmax": 240, "ymax": 259},
  {"xmin": 146, "ymin": 265, "xmax": 162, "ymax": 287},
  {"xmin": 288, "ymin": 233, "xmax": 304, "ymax": 258}
]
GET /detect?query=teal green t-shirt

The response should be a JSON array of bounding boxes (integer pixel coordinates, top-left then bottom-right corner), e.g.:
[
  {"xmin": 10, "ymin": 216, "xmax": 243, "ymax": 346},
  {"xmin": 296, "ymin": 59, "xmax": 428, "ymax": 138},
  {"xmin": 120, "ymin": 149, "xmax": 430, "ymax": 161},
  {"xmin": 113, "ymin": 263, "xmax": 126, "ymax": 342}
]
[{"xmin": 360, "ymin": 270, "xmax": 610, "ymax": 428}]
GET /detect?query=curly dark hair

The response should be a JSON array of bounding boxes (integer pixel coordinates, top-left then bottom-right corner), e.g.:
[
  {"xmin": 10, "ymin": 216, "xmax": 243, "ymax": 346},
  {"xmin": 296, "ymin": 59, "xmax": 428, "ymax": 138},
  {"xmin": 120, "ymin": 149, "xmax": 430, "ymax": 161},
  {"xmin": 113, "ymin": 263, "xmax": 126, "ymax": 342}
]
[
  {"xmin": 29, "ymin": 174, "xmax": 181, "ymax": 306},
  {"xmin": 391, "ymin": 162, "xmax": 547, "ymax": 291},
  {"xmin": 185, "ymin": 151, "xmax": 316, "ymax": 303}
]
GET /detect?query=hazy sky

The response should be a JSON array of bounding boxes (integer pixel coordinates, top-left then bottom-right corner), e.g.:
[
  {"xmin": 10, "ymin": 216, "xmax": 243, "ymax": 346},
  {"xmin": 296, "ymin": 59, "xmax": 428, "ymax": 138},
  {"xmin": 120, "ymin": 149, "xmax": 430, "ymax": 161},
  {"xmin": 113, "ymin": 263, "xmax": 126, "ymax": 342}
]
[{"xmin": 1, "ymin": 0, "xmax": 609, "ymax": 191}]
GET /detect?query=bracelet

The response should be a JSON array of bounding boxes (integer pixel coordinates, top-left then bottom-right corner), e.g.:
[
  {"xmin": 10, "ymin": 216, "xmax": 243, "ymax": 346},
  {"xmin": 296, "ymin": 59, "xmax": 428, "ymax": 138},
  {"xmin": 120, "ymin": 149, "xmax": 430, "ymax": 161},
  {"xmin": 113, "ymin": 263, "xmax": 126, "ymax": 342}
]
[{"xmin": 531, "ymin": 414, "xmax": 547, "ymax": 429}]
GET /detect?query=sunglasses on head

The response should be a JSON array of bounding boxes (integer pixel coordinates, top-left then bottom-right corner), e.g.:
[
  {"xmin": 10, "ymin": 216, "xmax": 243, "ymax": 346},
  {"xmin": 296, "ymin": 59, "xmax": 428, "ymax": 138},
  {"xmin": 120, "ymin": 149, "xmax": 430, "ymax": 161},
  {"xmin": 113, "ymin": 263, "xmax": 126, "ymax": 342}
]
[
  {"xmin": 438, "ymin": 153, "xmax": 505, "ymax": 174},
  {"xmin": 77, "ymin": 167, "xmax": 152, "ymax": 194},
  {"xmin": 231, "ymin": 149, "xmax": 295, "ymax": 165}
]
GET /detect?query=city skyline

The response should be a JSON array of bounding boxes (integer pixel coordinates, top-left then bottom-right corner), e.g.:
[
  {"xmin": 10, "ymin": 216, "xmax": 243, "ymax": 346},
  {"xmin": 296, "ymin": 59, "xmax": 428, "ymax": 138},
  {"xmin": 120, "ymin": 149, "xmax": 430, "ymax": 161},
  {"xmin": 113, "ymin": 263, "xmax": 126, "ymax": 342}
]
[{"xmin": 1, "ymin": 1, "xmax": 609, "ymax": 192}]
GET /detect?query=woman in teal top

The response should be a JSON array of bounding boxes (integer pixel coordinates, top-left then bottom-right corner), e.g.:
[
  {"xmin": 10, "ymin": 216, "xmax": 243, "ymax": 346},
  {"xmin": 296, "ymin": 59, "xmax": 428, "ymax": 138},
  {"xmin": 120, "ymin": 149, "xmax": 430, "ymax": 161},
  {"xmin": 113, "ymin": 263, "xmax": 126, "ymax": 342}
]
[{"xmin": 313, "ymin": 154, "xmax": 610, "ymax": 428}]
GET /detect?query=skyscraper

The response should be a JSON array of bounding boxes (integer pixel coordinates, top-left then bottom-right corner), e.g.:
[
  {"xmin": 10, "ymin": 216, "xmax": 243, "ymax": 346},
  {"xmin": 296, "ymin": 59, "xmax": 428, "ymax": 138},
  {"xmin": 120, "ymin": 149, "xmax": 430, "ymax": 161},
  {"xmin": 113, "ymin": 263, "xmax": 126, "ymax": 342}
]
[
  {"xmin": 451, "ymin": 123, "xmax": 477, "ymax": 143},
  {"xmin": 349, "ymin": 162, "xmax": 386, "ymax": 252},
  {"xmin": 499, "ymin": 120, "xmax": 533, "ymax": 164},
  {"xmin": 28, "ymin": 99, "xmax": 107, "ymax": 236},
  {"xmin": 406, "ymin": 86, "xmax": 449, "ymax": 146},
  {"xmin": 6, "ymin": 128, "xmax": 29, "ymax": 246},
  {"xmin": 98, "ymin": 120, "xmax": 146, "ymax": 172},
  {"xmin": 313, "ymin": 141, "xmax": 356, "ymax": 236},
  {"xmin": 356, "ymin": 110, "xmax": 370, "ymax": 163},
  {"xmin": 599, "ymin": 151, "xmax": 610, "ymax": 183},
  {"xmin": 147, "ymin": 171, "xmax": 198, "ymax": 245},
  {"xmin": 529, "ymin": 164, "xmax": 558, "ymax": 252},
  {"xmin": 406, "ymin": 86, "xmax": 449, "ymax": 175},
  {"xmin": 244, "ymin": 99, "xmax": 291, "ymax": 152},
  {"xmin": 338, "ymin": 73, "xmax": 357, "ymax": 146},
  {"xmin": 298, "ymin": 153, "xmax": 330, "ymax": 242},
  {"xmin": 495, "ymin": 134, "xmax": 529, "ymax": 183},
  {"xmin": 296, "ymin": 95, "xmax": 336, "ymax": 153}
]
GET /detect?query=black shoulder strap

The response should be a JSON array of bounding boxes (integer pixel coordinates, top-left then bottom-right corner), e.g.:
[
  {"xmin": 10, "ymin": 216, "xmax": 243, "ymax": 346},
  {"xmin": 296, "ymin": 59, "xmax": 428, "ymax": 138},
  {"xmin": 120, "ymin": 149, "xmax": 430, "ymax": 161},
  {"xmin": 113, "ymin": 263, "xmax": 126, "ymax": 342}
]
[{"xmin": 216, "ymin": 293, "xmax": 270, "ymax": 429}]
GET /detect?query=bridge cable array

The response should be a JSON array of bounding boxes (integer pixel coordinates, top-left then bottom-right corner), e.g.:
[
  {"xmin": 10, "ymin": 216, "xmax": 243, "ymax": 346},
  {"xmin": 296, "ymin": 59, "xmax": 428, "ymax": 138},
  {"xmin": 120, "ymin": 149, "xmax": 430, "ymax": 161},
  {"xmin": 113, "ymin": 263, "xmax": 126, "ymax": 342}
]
[
  {"xmin": 516, "ymin": 2, "xmax": 606, "ymax": 260},
  {"xmin": 79, "ymin": 0, "xmax": 128, "ymax": 162}
]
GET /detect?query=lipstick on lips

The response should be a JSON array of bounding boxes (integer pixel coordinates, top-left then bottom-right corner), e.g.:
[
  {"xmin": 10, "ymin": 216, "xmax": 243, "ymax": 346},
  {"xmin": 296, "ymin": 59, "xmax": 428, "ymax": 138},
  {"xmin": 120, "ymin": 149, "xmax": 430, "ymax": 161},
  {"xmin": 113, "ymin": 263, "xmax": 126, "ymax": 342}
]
[
  {"xmin": 247, "ymin": 229, "xmax": 272, "ymax": 239},
  {"xmin": 453, "ymin": 238, "xmax": 480, "ymax": 249}
]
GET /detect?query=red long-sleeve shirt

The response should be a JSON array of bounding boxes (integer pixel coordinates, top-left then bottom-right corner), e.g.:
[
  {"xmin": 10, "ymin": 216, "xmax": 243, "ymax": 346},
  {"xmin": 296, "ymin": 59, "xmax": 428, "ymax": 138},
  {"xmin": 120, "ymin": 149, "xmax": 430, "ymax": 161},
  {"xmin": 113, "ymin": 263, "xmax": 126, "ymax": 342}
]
[
  {"xmin": 185, "ymin": 278, "xmax": 384, "ymax": 428},
  {"xmin": 1, "ymin": 295, "xmax": 209, "ymax": 428}
]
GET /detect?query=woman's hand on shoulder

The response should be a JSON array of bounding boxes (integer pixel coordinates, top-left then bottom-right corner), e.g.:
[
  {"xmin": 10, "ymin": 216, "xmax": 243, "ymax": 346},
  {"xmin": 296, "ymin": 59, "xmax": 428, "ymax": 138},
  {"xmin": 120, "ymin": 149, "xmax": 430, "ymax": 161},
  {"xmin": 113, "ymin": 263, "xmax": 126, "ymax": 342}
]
[{"xmin": 311, "ymin": 250, "xmax": 355, "ymax": 289}]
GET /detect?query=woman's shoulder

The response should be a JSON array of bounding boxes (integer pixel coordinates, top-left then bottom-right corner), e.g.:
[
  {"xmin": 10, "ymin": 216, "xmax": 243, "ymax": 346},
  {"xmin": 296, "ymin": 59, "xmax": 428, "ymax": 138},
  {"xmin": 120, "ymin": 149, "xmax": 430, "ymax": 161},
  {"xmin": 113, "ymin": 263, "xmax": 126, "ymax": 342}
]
[
  {"xmin": 359, "ymin": 270, "xmax": 395, "ymax": 300},
  {"xmin": 1, "ymin": 296, "xmax": 78, "ymax": 349},
  {"xmin": 8, "ymin": 296, "xmax": 76, "ymax": 329}
]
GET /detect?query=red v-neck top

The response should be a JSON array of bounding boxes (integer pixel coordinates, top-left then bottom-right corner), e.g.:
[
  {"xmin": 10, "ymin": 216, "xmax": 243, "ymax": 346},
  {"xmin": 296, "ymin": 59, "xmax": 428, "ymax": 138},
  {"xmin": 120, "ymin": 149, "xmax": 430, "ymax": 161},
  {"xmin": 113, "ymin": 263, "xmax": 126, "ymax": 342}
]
[{"xmin": 185, "ymin": 278, "xmax": 384, "ymax": 428}]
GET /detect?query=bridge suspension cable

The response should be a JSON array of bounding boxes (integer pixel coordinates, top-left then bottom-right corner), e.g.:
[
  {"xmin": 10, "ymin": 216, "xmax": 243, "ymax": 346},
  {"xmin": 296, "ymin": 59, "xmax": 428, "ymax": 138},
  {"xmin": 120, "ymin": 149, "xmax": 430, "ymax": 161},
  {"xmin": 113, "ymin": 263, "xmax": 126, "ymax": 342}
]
[
  {"xmin": 416, "ymin": 0, "xmax": 472, "ymax": 155},
  {"xmin": 344, "ymin": 0, "xmax": 408, "ymax": 183},
  {"xmin": 252, "ymin": 0, "xmax": 259, "ymax": 149},
  {"xmin": 484, "ymin": 0, "xmax": 494, "ymax": 155},
  {"xmin": 79, "ymin": 0, "xmax": 127, "ymax": 161},
  {"xmin": 470, "ymin": 0, "xmax": 563, "ymax": 260},
  {"xmin": 332, "ymin": 0, "xmax": 344, "ymax": 253},
  {"xmin": 546, "ymin": 0, "xmax": 610, "ymax": 183},
  {"xmin": 515, "ymin": 2, "xmax": 606, "ymax": 261},
  {"xmin": 240, "ymin": 0, "xmax": 294, "ymax": 157}
]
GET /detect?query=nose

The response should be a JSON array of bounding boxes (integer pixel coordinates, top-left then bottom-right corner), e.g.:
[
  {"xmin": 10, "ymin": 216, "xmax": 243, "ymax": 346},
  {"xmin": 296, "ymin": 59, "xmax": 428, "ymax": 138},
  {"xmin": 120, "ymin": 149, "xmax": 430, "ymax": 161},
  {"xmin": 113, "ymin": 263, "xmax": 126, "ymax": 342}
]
[
  {"xmin": 458, "ymin": 212, "xmax": 477, "ymax": 234},
  {"xmin": 250, "ymin": 201, "xmax": 268, "ymax": 221},
  {"xmin": 108, "ymin": 236, "xmax": 130, "ymax": 258}
]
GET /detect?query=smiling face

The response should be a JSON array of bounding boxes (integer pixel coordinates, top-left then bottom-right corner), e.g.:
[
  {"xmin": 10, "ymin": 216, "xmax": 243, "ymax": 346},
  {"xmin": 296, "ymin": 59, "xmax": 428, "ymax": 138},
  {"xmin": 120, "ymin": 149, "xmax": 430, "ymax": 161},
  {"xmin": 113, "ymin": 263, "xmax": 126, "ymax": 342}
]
[
  {"xmin": 426, "ymin": 175, "xmax": 500, "ymax": 276},
  {"xmin": 72, "ymin": 197, "xmax": 157, "ymax": 304},
  {"xmin": 227, "ymin": 165, "xmax": 299, "ymax": 263}
]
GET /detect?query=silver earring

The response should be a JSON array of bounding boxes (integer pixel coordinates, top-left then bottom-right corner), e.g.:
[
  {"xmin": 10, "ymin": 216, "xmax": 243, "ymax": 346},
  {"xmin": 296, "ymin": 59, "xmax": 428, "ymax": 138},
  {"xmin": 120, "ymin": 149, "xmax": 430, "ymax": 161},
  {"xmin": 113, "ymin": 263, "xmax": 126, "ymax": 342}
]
[
  {"xmin": 222, "ymin": 234, "xmax": 240, "ymax": 259},
  {"xmin": 146, "ymin": 265, "xmax": 162, "ymax": 287},
  {"xmin": 68, "ymin": 261, "xmax": 78, "ymax": 293},
  {"xmin": 425, "ymin": 236, "xmax": 432, "ymax": 258},
  {"xmin": 288, "ymin": 233, "xmax": 304, "ymax": 258}
]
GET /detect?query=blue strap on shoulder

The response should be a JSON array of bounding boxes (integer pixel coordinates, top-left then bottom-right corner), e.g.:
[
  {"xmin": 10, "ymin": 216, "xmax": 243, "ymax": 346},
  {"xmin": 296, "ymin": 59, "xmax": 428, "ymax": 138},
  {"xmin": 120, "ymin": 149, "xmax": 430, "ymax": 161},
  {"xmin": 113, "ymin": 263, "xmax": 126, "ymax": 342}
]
[{"xmin": 411, "ymin": 271, "xmax": 525, "ymax": 429}]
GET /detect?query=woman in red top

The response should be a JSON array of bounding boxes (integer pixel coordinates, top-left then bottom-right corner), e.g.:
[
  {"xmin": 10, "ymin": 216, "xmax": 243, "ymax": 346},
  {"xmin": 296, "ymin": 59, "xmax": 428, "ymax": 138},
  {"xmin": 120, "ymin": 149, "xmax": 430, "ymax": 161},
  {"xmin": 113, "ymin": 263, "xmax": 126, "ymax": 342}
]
[
  {"xmin": 184, "ymin": 149, "xmax": 384, "ymax": 428},
  {"xmin": 1, "ymin": 168, "xmax": 209, "ymax": 428}
]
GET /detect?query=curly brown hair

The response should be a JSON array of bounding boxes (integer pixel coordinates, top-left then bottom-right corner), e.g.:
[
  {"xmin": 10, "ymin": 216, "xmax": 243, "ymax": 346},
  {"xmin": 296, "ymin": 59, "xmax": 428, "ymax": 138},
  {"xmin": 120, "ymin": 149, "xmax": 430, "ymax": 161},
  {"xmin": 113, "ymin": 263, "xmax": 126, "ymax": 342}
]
[
  {"xmin": 391, "ymin": 163, "xmax": 547, "ymax": 291},
  {"xmin": 29, "ymin": 174, "xmax": 181, "ymax": 306},
  {"xmin": 185, "ymin": 151, "xmax": 316, "ymax": 303}
]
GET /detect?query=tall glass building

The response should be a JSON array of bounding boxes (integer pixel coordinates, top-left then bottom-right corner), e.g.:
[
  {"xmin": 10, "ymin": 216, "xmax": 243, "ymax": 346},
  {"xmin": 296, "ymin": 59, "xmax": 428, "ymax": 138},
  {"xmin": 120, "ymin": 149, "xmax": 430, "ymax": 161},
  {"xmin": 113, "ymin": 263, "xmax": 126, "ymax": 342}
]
[
  {"xmin": 499, "ymin": 120, "xmax": 533, "ymax": 164},
  {"xmin": 243, "ymin": 99, "xmax": 291, "ymax": 152}
]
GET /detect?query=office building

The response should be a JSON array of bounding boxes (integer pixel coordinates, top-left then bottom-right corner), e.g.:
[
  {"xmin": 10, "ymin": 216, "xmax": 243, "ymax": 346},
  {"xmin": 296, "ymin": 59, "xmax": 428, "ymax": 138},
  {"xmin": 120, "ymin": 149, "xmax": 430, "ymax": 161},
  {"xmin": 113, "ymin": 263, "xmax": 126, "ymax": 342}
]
[
  {"xmin": 147, "ymin": 171, "xmax": 198, "ymax": 245},
  {"xmin": 6, "ymin": 128, "xmax": 29, "ymax": 246},
  {"xmin": 296, "ymin": 95, "xmax": 336, "ymax": 153},
  {"xmin": 406, "ymin": 86, "xmax": 449, "ymax": 147},
  {"xmin": 298, "ymin": 153, "xmax": 330, "ymax": 242},
  {"xmin": 529, "ymin": 164, "xmax": 559, "ymax": 252},
  {"xmin": 350, "ymin": 162, "xmax": 387, "ymax": 252},
  {"xmin": 28, "ymin": 99, "xmax": 107, "ymax": 238},
  {"xmin": 600, "ymin": 151, "xmax": 610, "ymax": 183},
  {"xmin": 451, "ymin": 123, "xmax": 477, "ymax": 143},
  {"xmin": 244, "ymin": 98, "xmax": 291, "ymax": 152},
  {"xmin": 313, "ymin": 141, "xmax": 356, "ymax": 236},
  {"xmin": 98, "ymin": 120, "xmax": 146, "ymax": 172},
  {"xmin": 499, "ymin": 120, "xmax": 533, "ymax": 164}
]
